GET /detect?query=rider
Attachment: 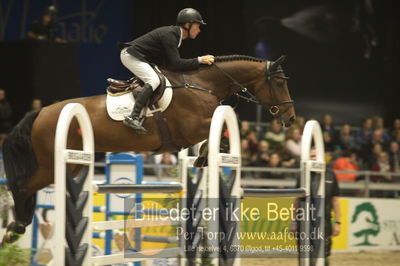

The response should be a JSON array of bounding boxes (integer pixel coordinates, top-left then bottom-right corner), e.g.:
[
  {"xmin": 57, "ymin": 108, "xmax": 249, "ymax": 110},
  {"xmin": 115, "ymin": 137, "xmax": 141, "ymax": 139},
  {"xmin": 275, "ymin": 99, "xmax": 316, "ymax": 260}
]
[{"xmin": 119, "ymin": 8, "xmax": 215, "ymax": 134}]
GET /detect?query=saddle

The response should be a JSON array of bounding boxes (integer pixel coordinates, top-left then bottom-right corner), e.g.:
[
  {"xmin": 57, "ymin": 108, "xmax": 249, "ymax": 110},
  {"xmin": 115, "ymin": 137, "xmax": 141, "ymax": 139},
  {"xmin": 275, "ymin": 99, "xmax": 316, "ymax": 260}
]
[
  {"xmin": 106, "ymin": 69, "xmax": 179, "ymax": 153},
  {"xmin": 107, "ymin": 68, "xmax": 166, "ymax": 107}
]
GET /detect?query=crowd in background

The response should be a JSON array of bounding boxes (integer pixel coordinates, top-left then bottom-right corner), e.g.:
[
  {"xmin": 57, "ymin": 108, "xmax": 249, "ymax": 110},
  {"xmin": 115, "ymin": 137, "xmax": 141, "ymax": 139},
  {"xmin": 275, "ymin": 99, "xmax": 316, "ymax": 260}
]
[{"xmin": 239, "ymin": 114, "xmax": 400, "ymax": 184}]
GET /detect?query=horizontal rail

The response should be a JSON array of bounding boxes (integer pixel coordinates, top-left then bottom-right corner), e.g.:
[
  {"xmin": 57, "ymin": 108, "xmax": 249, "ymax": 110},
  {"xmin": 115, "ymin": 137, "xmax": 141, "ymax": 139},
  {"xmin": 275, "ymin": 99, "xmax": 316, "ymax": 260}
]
[
  {"xmin": 94, "ymin": 184, "xmax": 183, "ymax": 194},
  {"xmin": 36, "ymin": 204, "xmax": 106, "ymax": 213},
  {"xmin": 87, "ymin": 161, "xmax": 400, "ymax": 177},
  {"xmin": 92, "ymin": 231, "xmax": 106, "ymax": 239},
  {"xmin": 142, "ymin": 235, "xmax": 178, "ymax": 244},
  {"xmin": 93, "ymin": 218, "xmax": 180, "ymax": 230},
  {"xmin": 242, "ymin": 188, "xmax": 306, "ymax": 198},
  {"xmin": 92, "ymin": 253, "xmax": 145, "ymax": 265},
  {"xmin": 92, "ymin": 247, "xmax": 181, "ymax": 265}
]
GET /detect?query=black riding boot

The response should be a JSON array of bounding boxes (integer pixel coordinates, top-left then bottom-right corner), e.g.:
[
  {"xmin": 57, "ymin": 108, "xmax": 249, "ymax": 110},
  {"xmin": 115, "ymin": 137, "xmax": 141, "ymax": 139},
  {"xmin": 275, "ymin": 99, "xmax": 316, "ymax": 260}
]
[{"xmin": 123, "ymin": 83, "xmax": 153, "ymax": 134}]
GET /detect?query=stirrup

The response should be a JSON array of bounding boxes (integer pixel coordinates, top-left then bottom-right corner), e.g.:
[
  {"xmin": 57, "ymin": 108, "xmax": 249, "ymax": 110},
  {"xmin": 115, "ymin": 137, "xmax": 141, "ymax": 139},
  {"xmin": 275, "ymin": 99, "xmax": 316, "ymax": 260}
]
[{"xmin": 123, "ymin": 116, "xmax": 148, "ymax": 134}]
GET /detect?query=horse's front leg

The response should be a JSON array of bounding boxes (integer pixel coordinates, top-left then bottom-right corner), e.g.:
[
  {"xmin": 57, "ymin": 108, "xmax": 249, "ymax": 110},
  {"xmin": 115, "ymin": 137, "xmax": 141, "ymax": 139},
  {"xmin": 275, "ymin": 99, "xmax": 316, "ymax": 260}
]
[
  {"xmin": 193, "ymin": 140, "xmax": 209, "ymax": 167},
  {"xmin": 193, "ymin": 128, "xmax": 230, "ymax": 168}
]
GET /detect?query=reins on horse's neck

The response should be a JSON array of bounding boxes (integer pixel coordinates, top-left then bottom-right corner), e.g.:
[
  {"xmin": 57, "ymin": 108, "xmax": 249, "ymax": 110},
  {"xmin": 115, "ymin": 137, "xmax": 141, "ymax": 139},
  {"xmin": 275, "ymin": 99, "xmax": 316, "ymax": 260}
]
[
  {"xmin": 167, "ymin": 66, "xmax": 258, "ymax": 105},
  {"xmin": 212, "ymin": 63, "xmax": 259, "ymax": 104}
]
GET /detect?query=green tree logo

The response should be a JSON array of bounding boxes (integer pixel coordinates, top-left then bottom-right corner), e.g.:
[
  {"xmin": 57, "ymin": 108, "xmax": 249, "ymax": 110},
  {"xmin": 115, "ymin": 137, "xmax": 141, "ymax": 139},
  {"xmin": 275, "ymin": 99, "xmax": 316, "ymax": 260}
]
[{"xmin": 351, "ymin": 202, "xmax": 380, "ymax": 246}]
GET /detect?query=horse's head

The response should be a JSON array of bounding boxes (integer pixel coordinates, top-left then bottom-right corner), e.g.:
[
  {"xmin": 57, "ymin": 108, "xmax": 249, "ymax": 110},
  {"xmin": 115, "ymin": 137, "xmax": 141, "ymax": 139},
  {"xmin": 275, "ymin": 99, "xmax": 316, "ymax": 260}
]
[
  {"xmin": 251, "ymin": 55, "xmax": 296, "ymax": 127},
  {"xmin": 204, "ymin": 55, "xmax": 296, "ymax": 126}
]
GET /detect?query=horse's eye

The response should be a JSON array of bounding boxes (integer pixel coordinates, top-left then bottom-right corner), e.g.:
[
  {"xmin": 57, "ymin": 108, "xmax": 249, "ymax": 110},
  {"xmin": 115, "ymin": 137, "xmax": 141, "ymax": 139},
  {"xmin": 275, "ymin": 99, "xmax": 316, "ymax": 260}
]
[{"xmin": 276, "ymin": 80, "xmax": 285, "ymax": 87}]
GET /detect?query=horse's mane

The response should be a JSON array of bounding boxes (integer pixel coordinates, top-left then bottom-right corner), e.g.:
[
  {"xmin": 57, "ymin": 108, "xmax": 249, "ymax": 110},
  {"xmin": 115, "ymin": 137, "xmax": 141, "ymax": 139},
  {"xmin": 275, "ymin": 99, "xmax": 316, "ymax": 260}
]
[{"xmin": 215, "ymin": 54, "xmax": 265, "ymax": 63}]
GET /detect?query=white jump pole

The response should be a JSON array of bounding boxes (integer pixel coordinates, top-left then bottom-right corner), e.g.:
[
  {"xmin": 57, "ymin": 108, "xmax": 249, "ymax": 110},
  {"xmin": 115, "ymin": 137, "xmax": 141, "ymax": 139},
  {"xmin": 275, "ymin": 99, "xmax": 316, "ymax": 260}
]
[
  {"xmin": 208, "ymin": 105, "xmax": 241, "ymax": 266},
  {"xmin": 53, "ymin": 103, "xmax": 94, "ymax": 266},
  {"xmin": 300, "ymin": 120, "xmax": 325, "ymax": 266}
]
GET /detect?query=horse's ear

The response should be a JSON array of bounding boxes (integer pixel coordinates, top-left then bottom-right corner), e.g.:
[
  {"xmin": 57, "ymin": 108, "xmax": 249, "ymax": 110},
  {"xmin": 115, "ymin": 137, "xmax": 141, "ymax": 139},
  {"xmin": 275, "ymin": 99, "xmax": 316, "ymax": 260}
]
[
  {"xmin": 277, "ymin": 55, "xmax": 287, "ymax": 64},
  {"xmin": 270, "ymin": 55, "xmax": 287, "ymax": 70}
]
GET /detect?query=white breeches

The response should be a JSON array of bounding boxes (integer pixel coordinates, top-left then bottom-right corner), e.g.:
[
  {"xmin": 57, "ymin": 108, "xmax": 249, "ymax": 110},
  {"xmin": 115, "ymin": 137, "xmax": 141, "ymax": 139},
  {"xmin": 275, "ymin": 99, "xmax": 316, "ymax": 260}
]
[{"xmin": 120, "ymin": 48, "xmax": 160, "ymax": 90}]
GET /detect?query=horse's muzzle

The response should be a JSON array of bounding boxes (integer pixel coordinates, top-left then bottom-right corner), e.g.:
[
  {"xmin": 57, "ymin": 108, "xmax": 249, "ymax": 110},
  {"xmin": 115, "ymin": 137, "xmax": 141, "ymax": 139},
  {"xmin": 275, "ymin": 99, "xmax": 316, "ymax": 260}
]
[{"xmin": 284, "ymin": 115, "xmax": 296, "ymax": 127}]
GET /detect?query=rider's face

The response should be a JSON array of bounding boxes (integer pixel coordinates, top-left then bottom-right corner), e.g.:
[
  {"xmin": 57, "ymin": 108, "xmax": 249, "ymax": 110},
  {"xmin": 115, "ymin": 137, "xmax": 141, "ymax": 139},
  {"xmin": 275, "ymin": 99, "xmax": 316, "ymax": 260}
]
[{"xmin": 189, "ymin": 23, "xmax": 201, "ymax": 39}]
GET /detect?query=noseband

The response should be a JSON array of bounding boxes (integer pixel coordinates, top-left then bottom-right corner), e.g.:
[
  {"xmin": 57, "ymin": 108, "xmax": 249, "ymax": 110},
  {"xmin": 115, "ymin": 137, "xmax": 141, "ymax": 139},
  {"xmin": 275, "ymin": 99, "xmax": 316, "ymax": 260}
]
[{"xmin": 265, "ymin": 61, "xmax": 294, "ymax": 116}]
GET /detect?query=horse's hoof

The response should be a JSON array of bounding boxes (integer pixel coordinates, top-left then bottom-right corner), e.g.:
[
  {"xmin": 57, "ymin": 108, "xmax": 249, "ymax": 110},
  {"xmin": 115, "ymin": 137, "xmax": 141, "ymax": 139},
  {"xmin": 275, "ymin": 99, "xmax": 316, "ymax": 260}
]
[
  {"xmin": 1, "ymin": 222, "xmax": 25, "ymax": 244},
  {"xmin": 193, "ymin": 157, "xmax": 208, "ymax": 168},
  {"xmin": 2, "ymin": 230, "xmax": 21, "ymax": 245}
]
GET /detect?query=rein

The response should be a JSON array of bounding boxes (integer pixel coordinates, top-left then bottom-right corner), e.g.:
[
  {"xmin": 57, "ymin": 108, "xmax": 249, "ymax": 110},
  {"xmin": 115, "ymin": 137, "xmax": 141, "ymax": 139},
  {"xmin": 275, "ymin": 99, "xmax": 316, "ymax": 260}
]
[
  {"xmin": 167, "ymin": 72, "xmax": 257, "ymax": 105},
  {"xmin": 213, "ymin": 63, "xmax": 259, "ymax": 104}
]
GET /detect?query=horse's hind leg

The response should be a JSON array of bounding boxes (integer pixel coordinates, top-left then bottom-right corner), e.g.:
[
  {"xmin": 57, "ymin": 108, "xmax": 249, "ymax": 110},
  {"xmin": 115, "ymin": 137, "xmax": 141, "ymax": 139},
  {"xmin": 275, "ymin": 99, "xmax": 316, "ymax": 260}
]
[
  {"xmin": 3, "ymin": 192, "xmax": 37, "ymax": 244},
  {"xmin": 2, "ymin": 168, "xmax": 52, "ymax": 245}
]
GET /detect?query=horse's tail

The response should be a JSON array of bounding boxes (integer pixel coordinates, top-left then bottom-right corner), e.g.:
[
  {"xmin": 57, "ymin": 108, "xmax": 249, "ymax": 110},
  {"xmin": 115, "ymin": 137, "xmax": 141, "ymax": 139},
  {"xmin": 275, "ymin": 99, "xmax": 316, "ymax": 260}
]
[{"xmin": 3, "ymin": 110, "xmax": 40, "ymax": 192}]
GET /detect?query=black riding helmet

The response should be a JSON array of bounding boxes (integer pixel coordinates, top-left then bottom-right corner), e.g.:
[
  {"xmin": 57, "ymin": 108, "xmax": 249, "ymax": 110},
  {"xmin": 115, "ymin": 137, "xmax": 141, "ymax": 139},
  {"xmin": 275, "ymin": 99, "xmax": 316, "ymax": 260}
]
[{"xmin": 176, "ymin": 8, "xmax": 206, "ymax": 26}]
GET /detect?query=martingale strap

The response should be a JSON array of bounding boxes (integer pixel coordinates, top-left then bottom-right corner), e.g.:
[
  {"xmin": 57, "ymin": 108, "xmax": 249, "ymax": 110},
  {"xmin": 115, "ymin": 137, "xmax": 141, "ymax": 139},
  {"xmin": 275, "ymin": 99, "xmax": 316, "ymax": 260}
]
[
  {"xmin": 166, "ymin": 74, "xmax": 215, "ymax": 95},
  {"xmin": 167, "ymin": 71, "xmax": 258, "ymax": 104}
]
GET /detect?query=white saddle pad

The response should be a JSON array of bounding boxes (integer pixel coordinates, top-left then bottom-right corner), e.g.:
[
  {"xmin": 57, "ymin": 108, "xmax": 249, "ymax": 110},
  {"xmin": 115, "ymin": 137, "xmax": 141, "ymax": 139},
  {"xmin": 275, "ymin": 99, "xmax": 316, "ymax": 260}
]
[{"xmin": 106, "ymin": 79, "xmax": 173, "ymax": 121}]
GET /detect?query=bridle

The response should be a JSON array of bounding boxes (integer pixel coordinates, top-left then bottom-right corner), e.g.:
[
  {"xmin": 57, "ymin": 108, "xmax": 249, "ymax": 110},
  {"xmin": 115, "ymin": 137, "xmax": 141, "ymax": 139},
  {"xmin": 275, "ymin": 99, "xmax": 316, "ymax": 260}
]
[
  {"xmin": 264, "ymin": 61, "xmax": 294, "ymax": 116},
  {"xmin": 213, "ymin": 61, "xmax": 294, "ymax": 116}
]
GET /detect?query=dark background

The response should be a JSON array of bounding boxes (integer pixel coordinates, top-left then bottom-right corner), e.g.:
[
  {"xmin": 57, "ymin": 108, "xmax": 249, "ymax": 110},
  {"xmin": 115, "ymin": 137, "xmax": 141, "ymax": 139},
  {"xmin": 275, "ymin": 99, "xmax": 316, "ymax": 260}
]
[{"xmin": 0, "ymin": 0, "xmax": 398, "ymax": 125}]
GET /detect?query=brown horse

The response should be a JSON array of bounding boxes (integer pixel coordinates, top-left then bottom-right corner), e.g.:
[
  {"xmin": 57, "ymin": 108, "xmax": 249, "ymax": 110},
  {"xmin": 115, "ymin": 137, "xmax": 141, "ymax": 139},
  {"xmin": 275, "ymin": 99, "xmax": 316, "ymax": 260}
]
[{"xmin": 1, "ymin": 54, "xmax": 295, "ymax": 244}]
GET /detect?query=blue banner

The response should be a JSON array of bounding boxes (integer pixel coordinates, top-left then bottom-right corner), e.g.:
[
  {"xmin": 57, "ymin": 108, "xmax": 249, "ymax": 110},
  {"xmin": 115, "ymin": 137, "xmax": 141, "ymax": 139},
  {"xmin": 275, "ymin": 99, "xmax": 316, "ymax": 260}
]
[{"xmin": 1, "ymin": 0, "xmax": 134, "ymax": 96}]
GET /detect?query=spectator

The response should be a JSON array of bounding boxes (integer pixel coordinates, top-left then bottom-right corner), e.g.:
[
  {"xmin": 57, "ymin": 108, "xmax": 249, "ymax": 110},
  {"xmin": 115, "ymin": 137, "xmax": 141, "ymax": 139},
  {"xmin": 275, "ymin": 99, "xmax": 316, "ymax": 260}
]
[
  {"xmin": 337, "ymin": 123, "xmax": 358, "ymax": 152},
  {"xmin": 154, "ymin": 152, "xmax": 177, "ymax": 177},
  {"xmin": 293, "ymin": 116, "xmax": 305, "ymax": 133},
  {"xmin": 264, "ymin": 119, "xmax": 285, "ymax": 152},
  {"xmin": 393, "ymin": 129, "xmax": 400, "ymax": 145},
  {"xmin": 321, "ymin": 113, "xmax": 336, "ymax": 139},
  {"xmin": 361, "ymin": 128, "xmax": 388, "ymax": 163},
  {"xmin": 332, "ymin": 150, "xmax": 359, "ymax": 181},
  {"xmin": 31, "ymin": 98, "xmax": 43, "ymax": 111},
  {"xmin": 254, "ymin": 140, "xmax": 270, "ymax": 166},
  {"xmin": 241, "ymin": 139, "xmax": 257, "ymax": 178},
  {"xmin": 391, "ymin": 118, "xmax": 400, "ymax": 136},
  {"xmin": 388, "ymin": 141, "xmax": 400, "ymax": 174},
  {"xmin": 246, "ymin": 131, "xmax": 259, "ymax": 155},
  {"xmin": 323, "ymin": 130, "xmax": 340, "ymax": 163},
  {"xmin": 355, "ymin": 117, "xmax": 373, "ymax": 148},
  {"xmin": 138, "ymin": 152, "xmax": 156, "ymax": 176},
  {"xmin": 0, "ymin": 89, "xmax": 13, "ymax": 134},
  {"xmin": 285, "ymin": 127, "xmax": 302, "ymax": 161},
  {"xmin": 27, "ymin": 5, "xmax": 66, "ymax": 43},
  {"xmin": 370, "ymin": 151, "xmax": 392, "ymax": 182},
  {"xmin": 240, "ymin": 120, "xmax": 258, "ymax": 154},
  {"xmin": 240, "ymin": 120, "xmax": 251, "ymax": 139},
  {"xmin": 240, "ymin": 139, "xmax": 253, "ymax": 166},
  {"xmin": 366, "ymin": 143, "xmax": 383, "ymax": 169},
  {"xmin": 371, "ymin": 116, "xmax": 390, "ymax": 141},
  {"xmin": 260, "ymin": 153, "xmax": 286, "ymax": 179}
]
